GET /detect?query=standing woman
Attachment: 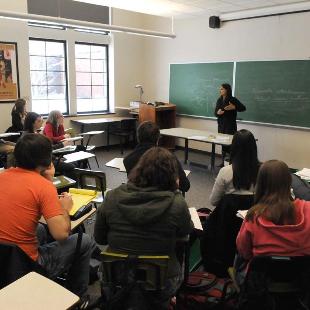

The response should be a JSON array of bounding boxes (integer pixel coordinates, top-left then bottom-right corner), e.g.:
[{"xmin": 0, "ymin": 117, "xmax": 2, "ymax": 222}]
[
  {"xmin": 215, "ymin": 83, "xmax": 246, "ymax": 165},
  {"xmin": 43, "ymin": 110, "xmax": 70, "ymax": 143}
]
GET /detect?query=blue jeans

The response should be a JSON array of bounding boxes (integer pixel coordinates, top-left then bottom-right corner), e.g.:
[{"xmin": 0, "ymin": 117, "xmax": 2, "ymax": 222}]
[{"xmin": 37, "ymin": 231, "xmax": 95, "ymax": 297}]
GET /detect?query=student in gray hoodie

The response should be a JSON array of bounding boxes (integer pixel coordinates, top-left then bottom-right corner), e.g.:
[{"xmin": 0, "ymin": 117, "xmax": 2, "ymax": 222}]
[{"xmin": 95, "ymin": 147, "xmax": 192, "ymax": 308}]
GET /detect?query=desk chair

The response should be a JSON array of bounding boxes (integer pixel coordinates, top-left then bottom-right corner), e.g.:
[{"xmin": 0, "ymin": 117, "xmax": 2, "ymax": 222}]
[
  {"xmin": 80, "ymin": 131, "xmax": 104, "ymax": 168},
  {"xmin": 92, "ymin": 251, "xmax": 169, "ymax": 310},
  {"xmin": 0, "ymin": 242, "xmax": 46, "ymax": 289},
  {"xmin": 108, "ymin": 119, "xmax": 136, "ymax": 154},
  {"xmin": 239, "ymin": 256, "xmax": 310, "ymax": 310},
  {"xmin": 74, "ymin": 168, "xmax": 107, "ymax": 206}
]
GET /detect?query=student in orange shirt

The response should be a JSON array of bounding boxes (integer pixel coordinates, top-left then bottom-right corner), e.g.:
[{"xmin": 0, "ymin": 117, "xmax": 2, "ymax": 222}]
[{"xmin": 0, "ymin": 134, "xmax": 95, "ymax": 299}]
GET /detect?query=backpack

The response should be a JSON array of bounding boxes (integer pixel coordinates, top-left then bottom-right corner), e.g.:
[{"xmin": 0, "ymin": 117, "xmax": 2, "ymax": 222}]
[{"xmin": 176, "ymin": 271, "xmax": 237, "ymax": 309}]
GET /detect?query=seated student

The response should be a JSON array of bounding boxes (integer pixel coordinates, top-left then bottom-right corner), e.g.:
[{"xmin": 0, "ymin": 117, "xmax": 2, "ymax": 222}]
[
  {"xmin": 123, "ymin": 121, "xmax": 190, "ymax": 193},
  {"xmin": 24, "ymin": 112, "xmax": 76, "ymax": 180},
  {"xmin": 0, "ymin": 140, "xmax": 15, "ymax": 168},
  {"xmin": 0, "ymin": 134, "xmax": 95, "ymax": 300},
  {"xmin": 95, "ymin": 147, "xmax": 192, "ymax": 307},
  {"xmin": 43, "ymin": 110, "xmax": 70, "ymax": 143},
  {"xmin": 291, "ymin": 173, "xmax": 310, "ymax": 201},
  {"xmin": 237, "ymin": 159, "xmax": 310, "ymax": 262},
  {"xmin": 210, "ymin": 129, "xmax": 259, "ymax": 207},
  {"xmin": 8, "ymin": 98, "xmax": 27, "ymax": 133}
]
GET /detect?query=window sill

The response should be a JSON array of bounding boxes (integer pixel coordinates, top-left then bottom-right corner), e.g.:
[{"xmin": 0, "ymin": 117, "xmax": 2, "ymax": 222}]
[{"xmin": 66, "ymin": 112, "xmax": 115, "ymax": 118}]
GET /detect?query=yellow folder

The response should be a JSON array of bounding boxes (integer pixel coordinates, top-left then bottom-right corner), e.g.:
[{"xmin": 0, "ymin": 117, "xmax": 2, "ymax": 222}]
[{"xmin": 68, "ymin": 188, "xmax": 97, "ymax": 216}]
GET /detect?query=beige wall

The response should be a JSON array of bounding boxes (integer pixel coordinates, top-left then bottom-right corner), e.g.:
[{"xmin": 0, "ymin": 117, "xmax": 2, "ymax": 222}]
[
  {"xmin": 0, "ymin": 1, "xmax": 31, "ymax": 132},
  {"xmin": 1, "ymin": 4, "xmax": 309, "ymax": 167},
  {"xmin": 142, "ymin": 12, "xmax": 310, "ymax": 169}
]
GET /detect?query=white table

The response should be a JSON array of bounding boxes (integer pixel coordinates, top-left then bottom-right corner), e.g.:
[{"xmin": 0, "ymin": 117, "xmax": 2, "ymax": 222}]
[
  {"xmin": 0, "ymin": 272, "xmax": 79, "ymax": 310},
  {"xmin": 160, "ymin": 128, "xmax": 232, "ymax": 171},
  {"xmin": 71, "ymin": 117, "xmax": 134, "ymax": 148},
  {"xmin": 106, "ymin": 157, "xmax": 191, "ymax": 177},
  {"xmin": 0, "ymin": 132, "xmax": 20, "ymax": 138},
  {"xmin": 63, "ymin": 151, "xmax": 95, "ymax": 163}
]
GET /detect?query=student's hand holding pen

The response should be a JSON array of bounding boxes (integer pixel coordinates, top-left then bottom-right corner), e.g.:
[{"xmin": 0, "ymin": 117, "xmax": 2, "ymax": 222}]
[{"xmin": 59, "ymin": 192, "xmax": 73, "ymax": 214}]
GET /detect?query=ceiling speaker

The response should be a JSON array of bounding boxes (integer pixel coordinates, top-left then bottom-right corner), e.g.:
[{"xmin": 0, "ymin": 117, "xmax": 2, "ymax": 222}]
[{"xmin": 209, "ymin": 16, "xmax": 220, "ymax": 28}]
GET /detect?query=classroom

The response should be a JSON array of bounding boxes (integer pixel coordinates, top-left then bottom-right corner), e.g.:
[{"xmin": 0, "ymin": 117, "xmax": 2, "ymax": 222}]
[{"xmin": 1, "ymin": 0, "xmax": 310, "ymax": 309}]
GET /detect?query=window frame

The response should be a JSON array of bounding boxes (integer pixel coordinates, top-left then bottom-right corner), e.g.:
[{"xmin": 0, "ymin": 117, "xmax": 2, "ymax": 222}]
[
  {"xmin": 29, "ymin": 37, "xmax": 69, "ymax": 116},
  {"xmin": 75, "ymin": 41, "xmax": 109, "ymax": 115}
]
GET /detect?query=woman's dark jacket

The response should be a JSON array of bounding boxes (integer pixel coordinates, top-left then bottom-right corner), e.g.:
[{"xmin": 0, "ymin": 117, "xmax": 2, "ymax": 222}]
[{"xmin": 215, "ymin": 96, "xmax": 246, "ymax": 134}]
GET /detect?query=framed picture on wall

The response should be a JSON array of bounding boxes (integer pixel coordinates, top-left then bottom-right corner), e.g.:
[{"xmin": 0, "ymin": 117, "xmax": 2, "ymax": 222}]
[{"xmin": 0, "ymin": 42, "xmax": 20, "ymax": 102}]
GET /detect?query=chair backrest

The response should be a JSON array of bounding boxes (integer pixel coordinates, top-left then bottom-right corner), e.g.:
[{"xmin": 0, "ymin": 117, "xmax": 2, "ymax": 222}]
[
  {"xmin": 239, "ymin": 256, "xmax": 310, "ymax": 310},
  {"xmin": 75, "ymin": 168, "xmax": 107, "ymax": 195},
  {"xmin": 120, "ymin": 119, "xmax": 136, "ymax": 131},
  {"xmin": 0, "ymin": 242, "xmax": 45, "ymax": 289},
  {"xmin": 201, "ymin": 194, "xmax": 254, "ymax": 276},
  {"xmin": 101, "ymin": 251, "xmax": 169, "ymax": 291}
]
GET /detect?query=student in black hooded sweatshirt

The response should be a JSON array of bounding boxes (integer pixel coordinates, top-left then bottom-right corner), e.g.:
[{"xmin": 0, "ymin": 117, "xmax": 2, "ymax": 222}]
[{"xmin": 123, "ymin": 121, "xmax": 190, "ymax": 193}]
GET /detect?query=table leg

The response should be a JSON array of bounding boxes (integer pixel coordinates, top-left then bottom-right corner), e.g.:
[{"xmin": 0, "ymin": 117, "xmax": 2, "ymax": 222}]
[
  {"xmin": 184, "ymin": 139, "xmax": 189, "ymax": 164},
  {"xmin": 106, "ymin": 124, "xmax": 110, "ymax": 151},
  {"xmin": 211, "ymin": 143, "xmax": 215, "ymax": 171},
  {"xmin": 81, "ymin": 124, "xmax": 85, "ymax": 146}
]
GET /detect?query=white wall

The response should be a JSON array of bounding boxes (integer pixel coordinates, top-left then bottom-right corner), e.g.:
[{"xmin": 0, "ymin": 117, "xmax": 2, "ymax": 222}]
[{"xmin": 142, "ymin": 12, "xmax": 310, "ymax": 169}]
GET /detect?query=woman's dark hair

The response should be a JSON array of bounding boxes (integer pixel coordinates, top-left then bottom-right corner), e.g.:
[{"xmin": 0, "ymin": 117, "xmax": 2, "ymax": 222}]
[
  {"xmin": 221, "ymin": 83, "xmax": 232, "ymax": 98},
  {"xmin": 128, "ymin": 147, "xmax": 179, "ymax": 191},
  {"xmin": 24, "ymin": 112, "xmax": 41, "ymax": 133},
  {"xmin": 137, "ymin": 121, "xmax": 160, "ymax": 144},
  {"xmin": 12, "ymin": 98, "xmax": 26, "ymax": 114},
  {"xmin": 14, "ymin": 134, "xmax": 52, "ymax": 169},
  {"xmin": 246, "ymin": 160, "xmax": 295, "ymax": 225},
  {"xmin": 230, "ymin": 129, "xmax": 259, "ymax": 190}
]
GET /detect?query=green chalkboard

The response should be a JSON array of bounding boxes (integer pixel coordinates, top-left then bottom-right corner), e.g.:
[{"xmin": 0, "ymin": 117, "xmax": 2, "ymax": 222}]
[
  {"xmin": 169, "ymin": 62, "xmax": 234, "ymax": 117},
  {"xmin": 234, "ymin": 60, "xmax": 310, "ymax": 128}
]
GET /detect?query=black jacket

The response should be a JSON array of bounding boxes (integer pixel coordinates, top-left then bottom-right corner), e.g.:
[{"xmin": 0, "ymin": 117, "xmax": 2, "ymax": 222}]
[
  {"xmin": 215, "ymin": 96, "xmax": 246, "ymax": 134},
  {"xmin": 94, "ymin": 183, "xmax": 192, "ymax": 277},
  {"xmin": 123, "ymin": 143, "xmax": 190, "ymax": 193}
]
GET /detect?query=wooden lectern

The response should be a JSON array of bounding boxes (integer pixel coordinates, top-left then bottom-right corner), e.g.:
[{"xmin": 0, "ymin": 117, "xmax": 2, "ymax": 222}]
[{"xmin": 139, "ymin": 103, "xmax": 176, "ymax": 148}]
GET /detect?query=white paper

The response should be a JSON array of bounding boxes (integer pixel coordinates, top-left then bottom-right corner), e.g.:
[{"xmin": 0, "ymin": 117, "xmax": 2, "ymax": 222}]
[
  {"xmin": 189, "ymin": 207, "xmax": 203, "ymax": 230},
  {"xmin": 295, "ymin": 168, "xmax": 310, "ymax": 179},
  {"xmin": 105, "ymin": 157, "xmax": 126, "ymax": 172},
  {"xmin": 236, "ymin": 210, "xmax": 248, "ymax": 219}
]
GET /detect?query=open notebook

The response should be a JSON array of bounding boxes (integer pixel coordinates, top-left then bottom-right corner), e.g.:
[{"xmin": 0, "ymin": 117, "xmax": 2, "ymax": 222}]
[{"xmin": 68, "ymin": 188, "xmax": 97, "ymax": 219}]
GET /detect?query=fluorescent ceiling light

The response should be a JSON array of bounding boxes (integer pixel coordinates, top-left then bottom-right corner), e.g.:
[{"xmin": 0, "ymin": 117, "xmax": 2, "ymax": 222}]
[
  {"xmin": 0, "ymin": 10, "xmax": 175, "ymax": 38},
  {"xmin": 220, "ymin": 1, "xmax": 310, "ymax": 21},
  {"xmin": 73, "ymin": 0, "xmax": 198, "ymax": 17}
]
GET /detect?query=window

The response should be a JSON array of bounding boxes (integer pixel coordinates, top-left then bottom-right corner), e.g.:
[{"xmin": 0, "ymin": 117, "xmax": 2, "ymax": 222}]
[
  {"xmin": 75, "ymin": 43, "xmax": 109, "ymax": 113},
  {"xmin": 29, "ymin": 39, "xmax": 68, "ymax": 115}
]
